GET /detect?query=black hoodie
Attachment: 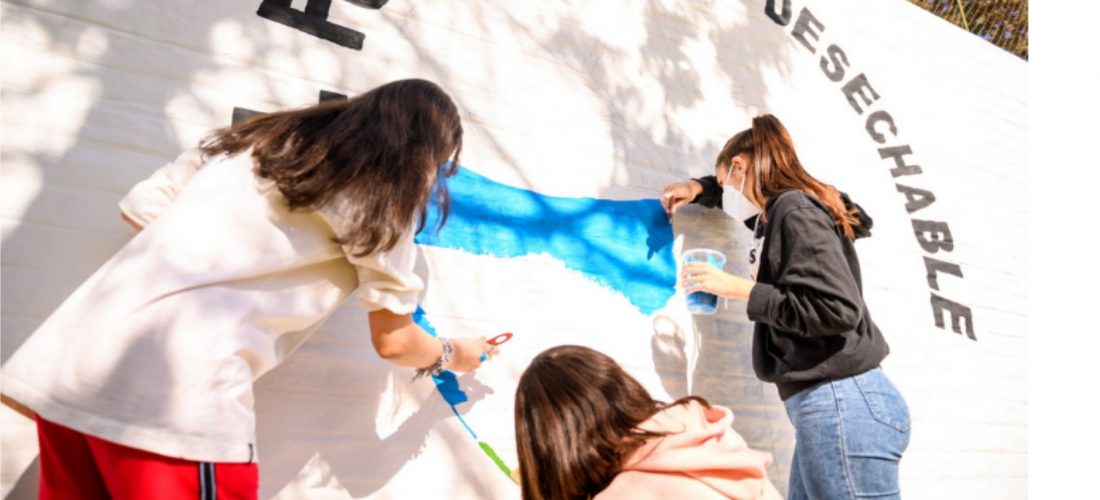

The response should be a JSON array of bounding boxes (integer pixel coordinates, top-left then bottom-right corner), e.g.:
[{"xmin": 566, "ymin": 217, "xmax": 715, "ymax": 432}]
[{"xmin": 692, "ymin": 176, "xmax": 889, "ymax": 400}]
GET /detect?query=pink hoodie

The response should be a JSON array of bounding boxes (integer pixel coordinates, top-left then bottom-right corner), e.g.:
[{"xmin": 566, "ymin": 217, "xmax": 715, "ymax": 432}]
[{"xmin": 595, "ymin": 401, "xmax": 783, "ymax": 500}]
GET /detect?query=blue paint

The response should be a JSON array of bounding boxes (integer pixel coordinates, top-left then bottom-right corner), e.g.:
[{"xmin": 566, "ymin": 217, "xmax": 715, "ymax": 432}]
[
  {"xmin": 409, "ymin": 166, "xmax": 677, "ymax": 477},
  {"xmin": 412, "ymin": 306, "xmax": 479, "ymax": 440},
  {"xmin": 411, "ymin": 305, "xmax": 437, "ymax": 336},
  {"xmin": 415, "ymin": 167, "xmax": 676, "ymax": 314},
  {"xmin": 434, "ymin": 371, "xmax": 478, "ymax": 440}
]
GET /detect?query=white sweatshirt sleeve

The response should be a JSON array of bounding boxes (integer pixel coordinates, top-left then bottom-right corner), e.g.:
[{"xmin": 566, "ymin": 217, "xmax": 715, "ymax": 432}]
[{"xmin": 118, "ymin": 148, "xmax": 205, "ymax": 227}]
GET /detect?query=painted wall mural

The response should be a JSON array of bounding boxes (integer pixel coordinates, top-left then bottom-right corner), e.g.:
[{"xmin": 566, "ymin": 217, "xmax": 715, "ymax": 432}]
[
  {"xmin": 410, "ymin": 164, "xmax": 679, "ymax": 483},
  {"xmin": 416, "ymin": 167, "xmax": 677, "ymax": 316},
  {"xmin": 1, "ymin": 1, "xmax": 1027, "ymax": 498}
]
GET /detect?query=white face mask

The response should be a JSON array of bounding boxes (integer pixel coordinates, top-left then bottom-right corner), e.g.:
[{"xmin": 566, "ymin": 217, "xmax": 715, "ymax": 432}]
[{"xmin": 721, "ymin": 165, "xmax": 761, "ymax": 223}]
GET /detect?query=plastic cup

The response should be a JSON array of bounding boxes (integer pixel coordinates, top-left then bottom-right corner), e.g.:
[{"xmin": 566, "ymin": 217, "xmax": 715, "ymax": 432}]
[{"xmin": 682, "ymin": 248, "xmax": 727, "ymax": 315}]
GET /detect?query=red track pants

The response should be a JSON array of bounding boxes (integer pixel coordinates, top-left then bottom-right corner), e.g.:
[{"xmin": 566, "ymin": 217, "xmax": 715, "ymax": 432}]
[{"xmin": 35, "ymin": 415, "xmax": 258, "ymax": 499}]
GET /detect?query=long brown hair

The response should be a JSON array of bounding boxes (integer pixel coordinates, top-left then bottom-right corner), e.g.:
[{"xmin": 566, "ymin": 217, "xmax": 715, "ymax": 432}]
[
  {"xmin": 200, "ymin": 78, "xmax": 463, "ymax": 256},
  {"xmin": 716, "ymin": 114, "xmax": 859, "ymax": 238},
  {"xmin": 514, "ymin": 345, "xmax": 710, "ymax": 500}
]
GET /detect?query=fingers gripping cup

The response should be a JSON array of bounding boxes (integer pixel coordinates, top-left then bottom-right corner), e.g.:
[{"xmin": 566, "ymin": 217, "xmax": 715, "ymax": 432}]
[{"xmin": 682, "ymin": 248, "xmax": 727, "ymax": 315}]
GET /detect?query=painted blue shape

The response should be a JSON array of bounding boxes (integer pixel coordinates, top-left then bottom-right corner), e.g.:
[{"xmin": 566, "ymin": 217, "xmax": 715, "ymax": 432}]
[
  {"xmin": 410, "ymin": 166, "xmax": 677, "ymax": 448},
  {"xmin": 415, "ymin": 166, "xmax": 676, "ymax": 314},
  {"xmin": 412, "ymin": 306, "xmax": 436, "ymax": 335},
  {"xmin": 434, "ymin": 371, "xmax": 478, "ymax": 440},
  {"xmin": 413, "ymin": 306, "xmax": 478, "ymax": 440}
]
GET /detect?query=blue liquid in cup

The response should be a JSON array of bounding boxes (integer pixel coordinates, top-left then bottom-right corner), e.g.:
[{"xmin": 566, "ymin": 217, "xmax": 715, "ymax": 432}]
[
  {"xmin": 686, "ymin": 290, "xmax": 719, "ymax": 315},
  {"xmin": 683, "ymin": 248, "xmax": 727, "ymax": 315}
]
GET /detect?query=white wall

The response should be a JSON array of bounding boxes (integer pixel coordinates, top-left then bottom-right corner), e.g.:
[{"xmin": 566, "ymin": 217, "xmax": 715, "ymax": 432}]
[{"xmin": 1, "ymin": 1, "xmax": 1027, "ymax": 498}]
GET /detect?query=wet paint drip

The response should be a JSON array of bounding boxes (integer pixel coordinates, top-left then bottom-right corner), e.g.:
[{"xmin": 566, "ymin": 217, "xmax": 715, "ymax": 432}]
[
  {"xmin": 413, "ymin": 307, "xmax": 514, "ymax": 481},
  {"xmin": 432, "ymin": 370, "xmax": 478, "ymax": 439}
]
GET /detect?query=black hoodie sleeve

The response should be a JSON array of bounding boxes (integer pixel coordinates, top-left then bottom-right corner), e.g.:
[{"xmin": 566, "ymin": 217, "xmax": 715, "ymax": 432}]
[
  {"xmin": 745, "ymin": 203, "xmax": 864, "ymax": 336},
  {"xmin": 691, "ymin": 175, "xmax": 723, "ymax": 208}
]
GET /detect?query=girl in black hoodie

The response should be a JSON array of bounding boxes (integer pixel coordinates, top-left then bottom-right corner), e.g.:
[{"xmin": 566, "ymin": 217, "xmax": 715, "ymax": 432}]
[{"xmin": 660, "ymin": 114, "xmax": 910, "ymax": 500}]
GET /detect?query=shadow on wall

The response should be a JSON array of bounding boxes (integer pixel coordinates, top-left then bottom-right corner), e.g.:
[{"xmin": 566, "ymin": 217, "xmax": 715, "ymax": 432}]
[
  {"xmin": 672, "ymin": 203, "xmax": 796, "ymax": 488},
  {"xmin": 4, "ymin": 310, "xmax": 183, "ymax": 499},
  {"xmin": 1, "ymin": 2, "xmax": 214, "ymax": 496},
  {"xmin": 395, "ymin": 9, "xmax": 800, "ymax": 491},
  {"xmin": 491, "ymin": 1, "xmax": 799, "ymax": 490},
  {"xmin": 0, "ymin": 1, "xmax": 375, "ymax": 496},
  {"xmin": 2, "ymin": 0, "xmax": 801, "ymax": 498},
  {"xmin": 253, "ymin": 329, "xmax": 497, "ymax": 498},
  {"xmin": 4, "ymin": 458, "xmax": 36, "ymax": 500},
  {"xmin": 650, "ymin": 312, "xmax": 690, "ymax": 398},
  {"xmin": 435, "ymin": 10, "xmax": 801, "ymax": 488}
]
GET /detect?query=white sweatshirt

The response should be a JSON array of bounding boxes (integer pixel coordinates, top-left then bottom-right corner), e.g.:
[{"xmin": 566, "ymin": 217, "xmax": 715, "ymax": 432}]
[{"xmin": 1, "ymin": 149, "xmax": 422, "ymax": 462}]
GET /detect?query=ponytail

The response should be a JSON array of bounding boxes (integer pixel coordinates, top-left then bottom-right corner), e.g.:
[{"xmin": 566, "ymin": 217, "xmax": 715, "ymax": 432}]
[{"xmin": 717, "ymin": 114, "xmax": 860, "ymax": 238}]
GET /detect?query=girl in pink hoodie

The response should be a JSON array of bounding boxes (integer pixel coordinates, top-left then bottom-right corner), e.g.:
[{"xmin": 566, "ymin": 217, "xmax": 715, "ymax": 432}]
[{"xmin": 514, "ymin": 345, "xmax": 783, "ymax": 500}]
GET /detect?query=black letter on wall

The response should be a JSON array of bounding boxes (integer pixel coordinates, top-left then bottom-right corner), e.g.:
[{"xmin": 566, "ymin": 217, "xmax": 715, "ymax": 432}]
[
  {"xmin": 923, "ymin": 256, "xmax": 963, "ymax": 291},
  {"xmin": 257, "ymin": 0, "xmax": 366, "ymax": 50},
  {"xmin": 895, "ymin": 183, "xmax": 935, "ymax": 213},
  {"xmin": 820, "ymin": 44, "xmax": 849, "ymax": 82},
  {"xmin": 930, "ymin": 293, "xmax": 975, "ymax": 340},
  {"xmin": 912, "ymin": 220, "xmax": 955, "ymax": 253},
  {"xmin": 791, "ymin": 8, "xmax": 825, "ymax": 53},
  {"xmin": 865, "ymin": 110, "xmax": 896, "ymax": 144},
  {"xmin": 232, "ymin": 107, "xmax": 264, "ymax": 125},
  {"xmin": 879, "ymin": 145, "xmax": 922, "ymax": 177},
  {"xmin": 318, "ymin": 90, "xmax": 349, "ymax": 102},
  {"xmin": 765, "ymin": 0, "xmax": 792, "ymax": 26},
  {"xmin": 232, "ymin": 90, "xmax": 349, "ymax": 125},
  {"xmin": 841, "ymin": 74, "xmax": 880, "ymax": 114},
  {"xmin": 345, "ymin": 0, "xmax": 389, "ymax": 7}
]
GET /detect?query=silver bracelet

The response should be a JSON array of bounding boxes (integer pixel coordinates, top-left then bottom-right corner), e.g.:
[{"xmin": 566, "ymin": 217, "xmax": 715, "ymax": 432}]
[{"xmin": 413, "ymin": 337, "xmax": 452, "ymax": 380}]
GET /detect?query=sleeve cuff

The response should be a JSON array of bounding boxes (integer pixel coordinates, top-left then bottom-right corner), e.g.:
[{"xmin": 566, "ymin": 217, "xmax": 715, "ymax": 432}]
[
  {"xmin": 118, "ymin": 198, "xmax": 154, "ymax": 227},
  {"xmin": 691, "ymin": 175, "xmax": 723, "ymax": 208},
  {"xmin": 746, "ymin": 282, "xmax": 775, "ymax": 322},
  {"xmin": 117, "ymin": 149, "xmax": 204, "ymax": 227},
  {"xmin": 357, "ymin": 287, "xmax": 419, "ymax": 316}
]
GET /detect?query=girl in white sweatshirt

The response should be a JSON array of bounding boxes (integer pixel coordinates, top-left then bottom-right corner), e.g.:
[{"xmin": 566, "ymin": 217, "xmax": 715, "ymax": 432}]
[{"xmin": 2, "ymin": 78, "xmax": 497, "ymax": 499}]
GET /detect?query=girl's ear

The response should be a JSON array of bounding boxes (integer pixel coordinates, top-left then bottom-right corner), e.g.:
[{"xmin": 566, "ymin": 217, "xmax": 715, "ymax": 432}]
[{"xmin": 736, "ymin": 154, "xmax": 754, "ymax": 176}]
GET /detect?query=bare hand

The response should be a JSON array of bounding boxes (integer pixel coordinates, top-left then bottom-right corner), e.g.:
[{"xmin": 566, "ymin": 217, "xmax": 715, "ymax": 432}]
[
  {"xmin": 659, "ymin": 180, "xmax": 703, "ymax": 216},
  {"xmin": 446, "ymin": 336, "xmax": 499, "ymax": 372},
  {"xmin": 681, "ymin": 262, "xmax": 755, "ymax": 301}
]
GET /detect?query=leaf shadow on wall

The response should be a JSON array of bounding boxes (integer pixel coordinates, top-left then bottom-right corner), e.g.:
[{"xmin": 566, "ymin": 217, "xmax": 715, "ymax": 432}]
[
  {"xmin": 0, "ymin": 2, "xmax": 477, "ymax": 498},
  {"xmin": 378, "ymin": 1, "xmax": 803, "ymax": 495},
  {"xmin": 252, "ymin": 325, "xmax": 496, "ymax": 498},
  {"xmin": 2, "ymin": 1, "xmax": 805, "ymax": 498},
  {"xmin": 0, "ymin": 3, "xmax": 235, "ymax": 496}
]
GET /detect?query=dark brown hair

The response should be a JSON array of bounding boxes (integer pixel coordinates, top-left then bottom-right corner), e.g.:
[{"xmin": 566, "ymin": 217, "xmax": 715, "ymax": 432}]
[
  {"xmin": 200, "ymin": 78, "xmax": 463, "ymax": 256},
  {"xmin": 716, "ymin": 114, "xmax": 859, "ymax": 238},
  {"xmin": 514, "ymin": 345, "xmax": 710, "ymax": 500}
]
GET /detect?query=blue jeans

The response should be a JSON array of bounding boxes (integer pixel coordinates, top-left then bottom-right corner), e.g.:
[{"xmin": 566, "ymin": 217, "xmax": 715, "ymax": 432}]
[{"xmin": 783, "ymin": 368, "xmax": 911, "ymax": 499}]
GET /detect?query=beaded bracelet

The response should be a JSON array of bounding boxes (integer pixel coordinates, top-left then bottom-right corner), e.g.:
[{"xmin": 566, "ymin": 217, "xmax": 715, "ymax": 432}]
[{"xmin": 413, "ymin": 337, "xmax": 453, "ymax": 380}]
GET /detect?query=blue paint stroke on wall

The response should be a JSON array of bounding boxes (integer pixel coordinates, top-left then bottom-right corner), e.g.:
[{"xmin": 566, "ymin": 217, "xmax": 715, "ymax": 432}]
[
  {"xmin": 411, "ymin": 169, "xmax": 675, "ymax": 478},
  {"xmin": 415, "ymin": 167, "xmax": 676, "ymax": 315},
  {"xmin": 412, "ymin": 306, "xmax": 479, "ymax": 440},
  {"xmin": 415, "ymin": 309, "xmax": 515, "ymax": 481}
]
